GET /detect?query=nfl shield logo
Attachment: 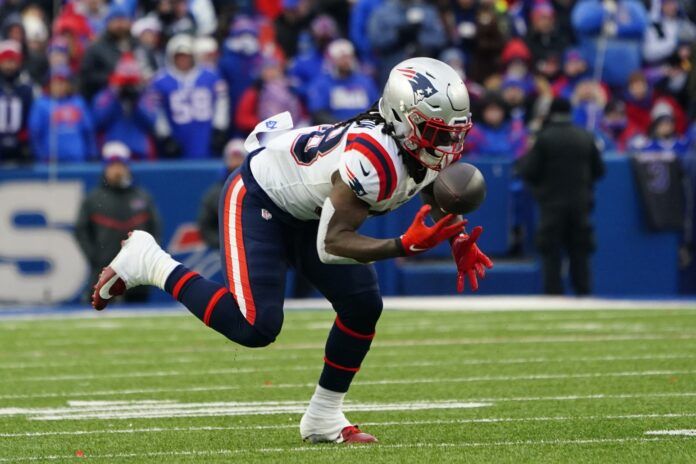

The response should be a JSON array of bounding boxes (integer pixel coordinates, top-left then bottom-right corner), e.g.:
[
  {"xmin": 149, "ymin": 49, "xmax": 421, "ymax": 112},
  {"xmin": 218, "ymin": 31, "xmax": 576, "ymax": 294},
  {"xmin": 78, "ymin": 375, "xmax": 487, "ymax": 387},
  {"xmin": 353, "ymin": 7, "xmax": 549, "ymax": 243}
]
[
  {"xmin": 261, "ymin": 208, "xmax": 273, "ymax": 220},
  {"xmin": 265, "ymin": 120, "xmax": 277, "ymax": 129}
]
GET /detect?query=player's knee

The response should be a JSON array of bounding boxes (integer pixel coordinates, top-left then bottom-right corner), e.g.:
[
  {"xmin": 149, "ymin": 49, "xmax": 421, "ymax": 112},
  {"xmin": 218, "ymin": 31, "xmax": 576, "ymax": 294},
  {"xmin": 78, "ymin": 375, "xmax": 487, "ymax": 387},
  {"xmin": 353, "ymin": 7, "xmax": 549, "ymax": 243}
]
[{"xmin": 334, "ymin": 290, "xmax": 383, "ymax": 333}]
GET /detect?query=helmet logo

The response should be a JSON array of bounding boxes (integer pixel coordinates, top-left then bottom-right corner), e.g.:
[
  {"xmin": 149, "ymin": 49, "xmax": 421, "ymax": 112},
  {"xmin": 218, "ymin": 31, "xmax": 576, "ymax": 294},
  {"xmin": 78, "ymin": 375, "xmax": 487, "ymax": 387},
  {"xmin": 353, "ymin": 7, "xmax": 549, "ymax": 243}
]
[{"xmin": 397, "ymin": 68, "xmax": 439, "ymax": 104}]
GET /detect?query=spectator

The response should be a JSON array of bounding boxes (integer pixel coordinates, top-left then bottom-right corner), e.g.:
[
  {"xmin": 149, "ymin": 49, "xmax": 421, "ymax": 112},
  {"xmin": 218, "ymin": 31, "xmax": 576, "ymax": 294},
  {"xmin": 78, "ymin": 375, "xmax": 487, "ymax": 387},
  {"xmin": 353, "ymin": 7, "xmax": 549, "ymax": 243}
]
[
  {"xmin": 80, "ymin": 5, "xmax": 135, "ymax": 102},
  {"xmin": 570, "ymin": 78, "xmax": 608, "ymax": 130},
  {"xmin": 518, "ymin": 97, "xmax": 605, "ymax": 295},
  {"xmin": 468, "ymin": 0, "xmax": 508, "ymax": 83},
  {"xmin": 572, "ymin": 0, "xmax": 648, "ymax": 89},
  {"xmin": 597, "ymin": 99, "xmax": 640, "ymax": 152},
  {"xmin": 466, "ymin": 92, "xmax": 527, "ymax": 158},
  {"xmin": 650, "ymin": 33, "xmax": 694, "ymax": 110},
  {"xmin": 131, "ymin": 15, "xmax": 164, "ymax": 81},
  {"xmin": 624, "ymin": 70, "xmax": 687, "ymax": 135},
  {"xmin": 501, "ymin": 75, "xmax": 535, "ymax": 125},
  {"xmin": 526, "ymin": 0, "xmax": 568, "ymax": 79},
  {"xmin": 689, "ymin": 42, "xmax": 696, "ymax": 118},
  {"xmin": 150, "ymin": 34, "xmax": 229, "ymax": 159},
  {"xmin": 368, "ymin": 0, "xmax": 447, "ymax": 85},
  {"xmin": 444, "ymin": 0, "xmax": 478, "ymax": 52},
  {"xmin": 307, "ymin": 39, "xmax": 378, "ymax": 125},
  {"xmin": 74, "ymin": 141, "xmax": 161, "ymax": 303},
  {"xmin": 552, "ymin": 48, "xmax": 591, "ymax": 99},
  {"xmin": 2, "ymin": 13, "xmax": 25, "ymax": 45},
  {"xmin": 21, "ymin": 13, "xmax": 49, "ymax": 85},
  {"xmin": 29, "ymin": 65, "xmax": 96, "ymax": 162},
  {"xmin": 439, "ymin": 47, "xmax": 484, "ymax": 104},
  {"xmin": 219, "ymin": 16, "xmax": 264, "ymax": 133},
  {"xmin": 197, "ymin": 138, "xmax": 246, "ymax": 249},
  {"xmin": 156, "ymin": 0, "xmax": 197, "ymax": 41},
  {"xmin": 92, "ymin": 53, "xmax": 157, "ymax": 159},
  {"xmin": 643, "ymin": 0, "xmax": 696, "ymax": 65},
  {"xmin": 274, "ymin": 0, "xmax": 313, "ymax": 59},
  {"xmin": 0, "ymin": 40, "xmax": 33, "ymax": 165},
  {"xmin": 628, "ymin": 101, "xmax": 691, "ymax": 156},
  {"xmin": 288, "ymin": 14, "xmax": 339, "ymax": 102},
  {"xmin": 73, "ymin": 0, "xmax": 109, "ymax": 36},
  {"xmin": 348, "ymin": 0, "xmax": 382, "ymax": 65},
  {"xmin": 235, "ymin": 56, "xmax": 304, "ymax": 135},
  {"xmin": 52, "ymin": 10, "xmax": 93, "ymax": 72},
  {"xmin": 501, "ymin": 39, "xmax": 536, "ymax": 92},
  {"xmin": 194, "ymin": 36, "xmax": 219, "ymax": 70}
]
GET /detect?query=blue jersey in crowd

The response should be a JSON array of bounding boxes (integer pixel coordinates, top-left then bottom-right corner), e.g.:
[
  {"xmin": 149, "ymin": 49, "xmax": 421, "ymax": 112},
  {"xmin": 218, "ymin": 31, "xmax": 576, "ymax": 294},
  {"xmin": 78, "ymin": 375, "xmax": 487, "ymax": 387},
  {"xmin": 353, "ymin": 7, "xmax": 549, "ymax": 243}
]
[
  {"xmin": 307, "ymin": 72, "xmax": 379, "ymax": 121},
  {"xmin": 150, "ymin": 67, "xmax": 227, "ymax": 159},
  {"xmin": 92, "ymin": 88, "xmax": 157, "ymax": 159},
  {"xmin": 29, "ymin": 94, "xmax": 96, "ymax": 162}
]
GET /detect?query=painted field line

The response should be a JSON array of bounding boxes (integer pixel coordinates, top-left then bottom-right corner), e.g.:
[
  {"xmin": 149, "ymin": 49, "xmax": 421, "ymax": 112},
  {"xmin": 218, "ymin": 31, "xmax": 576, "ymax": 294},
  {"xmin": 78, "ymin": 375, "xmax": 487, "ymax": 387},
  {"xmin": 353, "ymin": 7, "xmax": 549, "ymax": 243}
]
[
  {"xmin": 645, "ymin": 430, "xmax": 696, "ymax": 437},
  {"xmin": 0, "ymin": 437, "xmax": 682, "ymax": 462},
  {"xmin": 11, "ymin": 366, "xmax": 696, "ymax": 385},
  {"xmin": 0, "ymin": 400, "xmax": 492, "ymax": 421},
  {"xmin": 1, "ymin": 352, "xmax": 694, "ymax": 373},
  {"xmin": 5, "ymin": 332, "xmax": 696, "ymax": 360},
  {"xmin": 1, "ymin": 381, "xmax": 695, "ymax": 403},
  {"xmin": 3, "ymin": 412, "xmax": 696, "ymax": 438}
]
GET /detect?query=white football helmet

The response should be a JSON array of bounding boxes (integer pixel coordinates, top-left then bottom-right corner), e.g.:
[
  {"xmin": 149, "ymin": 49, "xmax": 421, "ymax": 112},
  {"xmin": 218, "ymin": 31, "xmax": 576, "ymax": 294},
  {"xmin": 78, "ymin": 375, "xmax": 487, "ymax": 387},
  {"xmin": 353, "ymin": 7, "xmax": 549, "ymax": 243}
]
[{"xmin": 379, "ymin": 57, "xmax": 473, "ymax": 171}]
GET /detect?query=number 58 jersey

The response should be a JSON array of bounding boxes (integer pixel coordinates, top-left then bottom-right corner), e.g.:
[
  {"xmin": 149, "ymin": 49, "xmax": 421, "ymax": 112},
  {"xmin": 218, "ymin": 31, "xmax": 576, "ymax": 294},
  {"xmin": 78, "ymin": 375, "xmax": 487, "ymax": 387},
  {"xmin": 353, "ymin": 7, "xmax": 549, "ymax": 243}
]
[{"xmin": 250, "ymin": 121, "xmax": 439, "ymax": 220}]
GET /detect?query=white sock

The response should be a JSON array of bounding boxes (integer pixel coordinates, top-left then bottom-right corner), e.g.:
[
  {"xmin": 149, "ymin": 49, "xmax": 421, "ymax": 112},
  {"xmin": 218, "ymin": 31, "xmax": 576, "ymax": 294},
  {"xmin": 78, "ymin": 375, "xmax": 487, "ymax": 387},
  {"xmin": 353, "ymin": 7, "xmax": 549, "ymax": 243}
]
[{"xmin": 306, "ymin": 385, "xmax": 346, "ymax": 419}]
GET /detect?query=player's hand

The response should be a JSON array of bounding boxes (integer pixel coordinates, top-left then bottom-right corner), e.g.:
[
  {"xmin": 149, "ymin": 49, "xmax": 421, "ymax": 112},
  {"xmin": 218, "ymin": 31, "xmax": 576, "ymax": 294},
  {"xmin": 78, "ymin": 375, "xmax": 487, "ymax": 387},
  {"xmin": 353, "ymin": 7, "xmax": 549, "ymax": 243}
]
[
  {"xmin": 452, "ymin": 227, "xmax": 493, "ymax": 292},
  {"xmin": 399, "ymin": 205, "xmax": 465, "ymax": 256}
]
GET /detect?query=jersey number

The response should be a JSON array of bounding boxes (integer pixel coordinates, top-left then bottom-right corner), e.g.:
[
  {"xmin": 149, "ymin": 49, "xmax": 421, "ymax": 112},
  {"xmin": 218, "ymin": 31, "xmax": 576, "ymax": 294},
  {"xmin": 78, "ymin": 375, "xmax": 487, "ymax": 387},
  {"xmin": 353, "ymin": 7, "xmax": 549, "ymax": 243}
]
[
  {"xmin": 290, "ymin": 125, "xmax": 349, "ymax": 165},
  {"xmin": 169, "ymin": 89, "xmax": 212, "ymax": 125},
  {"xmin": 0, "ymin": 97, "xmax": 22, "ymax": 133}
]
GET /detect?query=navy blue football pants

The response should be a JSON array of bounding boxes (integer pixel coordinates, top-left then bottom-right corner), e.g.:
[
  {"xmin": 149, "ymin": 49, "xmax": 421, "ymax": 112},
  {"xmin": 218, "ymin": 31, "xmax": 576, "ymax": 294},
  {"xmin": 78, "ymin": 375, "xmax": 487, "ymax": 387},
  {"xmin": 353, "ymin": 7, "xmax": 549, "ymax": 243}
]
[{"xmin": 164, "ymin": 165, "xmax": 383, "ymax": 392}]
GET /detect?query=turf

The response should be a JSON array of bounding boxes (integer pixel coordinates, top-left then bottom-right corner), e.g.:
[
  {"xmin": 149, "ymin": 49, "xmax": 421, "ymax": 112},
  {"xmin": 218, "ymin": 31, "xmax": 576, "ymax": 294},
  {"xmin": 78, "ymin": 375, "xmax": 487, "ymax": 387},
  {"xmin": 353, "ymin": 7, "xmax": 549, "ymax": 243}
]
[{"xmin": 0, "ymin": 306, "xmax": 695, "ymax": 463}]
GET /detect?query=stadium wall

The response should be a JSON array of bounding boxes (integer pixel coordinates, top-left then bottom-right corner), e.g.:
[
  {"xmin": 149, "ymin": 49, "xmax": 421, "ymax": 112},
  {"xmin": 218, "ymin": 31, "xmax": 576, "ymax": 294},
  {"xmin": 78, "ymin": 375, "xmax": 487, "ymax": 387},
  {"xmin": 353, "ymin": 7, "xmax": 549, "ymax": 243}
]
[{"xmin": 0, "ymin": 156, "xmax": 681, "ymax": 305}]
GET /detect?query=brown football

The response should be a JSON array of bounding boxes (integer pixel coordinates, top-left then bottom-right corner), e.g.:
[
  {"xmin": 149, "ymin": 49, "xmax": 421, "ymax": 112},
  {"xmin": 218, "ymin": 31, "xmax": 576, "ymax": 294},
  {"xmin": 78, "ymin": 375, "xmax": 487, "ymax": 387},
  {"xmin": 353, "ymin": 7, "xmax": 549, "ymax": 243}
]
[{"xmin": 433, "ymin": 162, "xmax": 486, "ymax": 214}]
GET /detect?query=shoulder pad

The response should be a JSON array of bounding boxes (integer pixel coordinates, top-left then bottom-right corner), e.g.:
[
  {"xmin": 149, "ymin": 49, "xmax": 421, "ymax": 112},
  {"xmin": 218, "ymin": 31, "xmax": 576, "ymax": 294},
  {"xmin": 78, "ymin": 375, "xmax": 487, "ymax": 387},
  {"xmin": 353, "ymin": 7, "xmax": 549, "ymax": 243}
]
[{"xmin": 340, "ymin": 131, "xmax": 399, "ymax": 204}]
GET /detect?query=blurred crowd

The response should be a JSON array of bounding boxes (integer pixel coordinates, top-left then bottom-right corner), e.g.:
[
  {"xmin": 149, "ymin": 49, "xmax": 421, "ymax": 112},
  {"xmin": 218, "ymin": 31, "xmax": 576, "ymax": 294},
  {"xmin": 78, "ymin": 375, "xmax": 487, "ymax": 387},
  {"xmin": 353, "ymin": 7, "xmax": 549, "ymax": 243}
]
[{"xmin": 0, "ymin": 0, "xmax": 695, "ymax": 166}]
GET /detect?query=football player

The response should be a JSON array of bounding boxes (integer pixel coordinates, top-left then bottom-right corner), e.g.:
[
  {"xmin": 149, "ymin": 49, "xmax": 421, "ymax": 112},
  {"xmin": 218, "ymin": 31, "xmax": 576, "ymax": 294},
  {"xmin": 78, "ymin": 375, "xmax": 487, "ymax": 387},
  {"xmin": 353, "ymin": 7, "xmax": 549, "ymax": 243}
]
[{"xmin": 93, "ymin": 57, "xmax": 493, "ymax": 443}]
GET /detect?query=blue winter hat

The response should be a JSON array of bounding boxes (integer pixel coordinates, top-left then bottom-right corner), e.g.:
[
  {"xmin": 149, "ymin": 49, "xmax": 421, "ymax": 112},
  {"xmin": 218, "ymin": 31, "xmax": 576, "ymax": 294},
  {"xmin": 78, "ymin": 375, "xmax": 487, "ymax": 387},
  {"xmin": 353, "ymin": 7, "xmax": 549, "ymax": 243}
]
[
  {"xmin": 229, "ymin": 16, "xmax": 259, "ymax": 37},
  {"xmin": 105, "ymin": 5, "xmax": 130, "ymax": 24}
]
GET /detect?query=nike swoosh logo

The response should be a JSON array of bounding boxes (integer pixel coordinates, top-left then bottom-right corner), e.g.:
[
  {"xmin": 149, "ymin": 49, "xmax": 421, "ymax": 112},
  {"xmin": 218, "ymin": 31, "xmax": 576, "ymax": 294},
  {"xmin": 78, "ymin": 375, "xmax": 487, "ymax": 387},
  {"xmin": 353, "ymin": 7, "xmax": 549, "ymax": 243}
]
[
  {"xmin": 359, "ymin": 161, "xmax": 370, "ymax": 177},
  {"xmin": 409, "ymin": 245, "xmax": 426, "ymax": 253}
]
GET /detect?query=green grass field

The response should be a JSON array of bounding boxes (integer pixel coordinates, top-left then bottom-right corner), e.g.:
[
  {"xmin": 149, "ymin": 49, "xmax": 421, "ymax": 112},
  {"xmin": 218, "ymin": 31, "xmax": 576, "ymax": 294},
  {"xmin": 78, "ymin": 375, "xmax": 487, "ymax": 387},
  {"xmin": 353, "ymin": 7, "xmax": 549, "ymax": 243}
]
[{"xmin": 1, "ymin": 305, "xmax": 695, "ymax": 463}]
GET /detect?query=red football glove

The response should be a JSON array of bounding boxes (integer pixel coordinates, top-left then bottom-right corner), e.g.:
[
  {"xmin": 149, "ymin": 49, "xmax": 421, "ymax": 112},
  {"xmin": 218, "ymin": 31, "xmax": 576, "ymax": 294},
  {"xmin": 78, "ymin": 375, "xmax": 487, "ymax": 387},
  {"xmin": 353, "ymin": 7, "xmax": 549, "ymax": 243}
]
[
  {"xmin": 400, "ymin": 205, "xmax": 466, "ymax": 256},
  {"xmin": 452, "ymin": 227, "xmax": 494, "ymax": 292}
]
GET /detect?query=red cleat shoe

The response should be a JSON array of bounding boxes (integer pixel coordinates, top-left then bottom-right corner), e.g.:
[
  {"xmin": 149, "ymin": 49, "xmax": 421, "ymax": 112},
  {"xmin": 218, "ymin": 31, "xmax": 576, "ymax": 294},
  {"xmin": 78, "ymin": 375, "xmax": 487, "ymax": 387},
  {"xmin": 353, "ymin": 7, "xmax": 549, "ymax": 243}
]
[
  {"xmin": 338, "ymin": 426, "xmax": 378, "ymax": 444},
  {"xmin": 92, "ymin": 266, "xmax": 126, "ymax": 311}
]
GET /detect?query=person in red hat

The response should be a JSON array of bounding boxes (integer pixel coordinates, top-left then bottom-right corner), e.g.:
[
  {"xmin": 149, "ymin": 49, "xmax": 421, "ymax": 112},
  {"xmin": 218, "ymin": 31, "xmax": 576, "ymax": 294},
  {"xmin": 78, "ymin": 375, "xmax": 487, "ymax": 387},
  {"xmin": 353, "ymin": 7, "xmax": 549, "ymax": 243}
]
[
  {"xmin": 92, "ymin": 53, "xmax": 157, "ymax": 159},
  {"xmin": 0, "ymin": 40, "xmax": 34, "ymax": 165}
]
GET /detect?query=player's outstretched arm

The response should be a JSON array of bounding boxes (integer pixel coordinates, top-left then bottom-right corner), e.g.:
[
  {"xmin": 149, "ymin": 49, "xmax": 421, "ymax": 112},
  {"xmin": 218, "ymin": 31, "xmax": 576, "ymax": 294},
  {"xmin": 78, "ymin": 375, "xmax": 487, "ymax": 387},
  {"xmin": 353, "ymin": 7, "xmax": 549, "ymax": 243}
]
[
  {"xmin": 318, "ymin": 176, "xmax": 403, "ymax": 264},
  {"xmin": 318, "ymin": 175, "xmax": 465, "ymax": 264}
]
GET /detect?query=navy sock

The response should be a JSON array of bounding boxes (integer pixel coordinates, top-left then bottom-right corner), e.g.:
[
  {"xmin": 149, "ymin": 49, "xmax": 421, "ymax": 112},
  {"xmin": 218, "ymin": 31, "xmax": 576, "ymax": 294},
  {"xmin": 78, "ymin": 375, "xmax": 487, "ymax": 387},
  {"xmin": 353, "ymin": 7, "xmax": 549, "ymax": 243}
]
[
  {"xmin": 319, "ymin": 317, "xmax": 375, "ymax": 393},
  {"xmin": 164, "ymin": 265, "xmax": 271, "ymax": 347}
]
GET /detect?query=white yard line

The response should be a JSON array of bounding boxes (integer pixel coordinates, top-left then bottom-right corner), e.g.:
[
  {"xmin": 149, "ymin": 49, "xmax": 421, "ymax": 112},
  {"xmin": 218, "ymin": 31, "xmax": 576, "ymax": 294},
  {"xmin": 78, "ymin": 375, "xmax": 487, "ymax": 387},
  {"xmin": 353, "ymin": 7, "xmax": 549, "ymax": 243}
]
[
  {"xmin": 1, "ymin": 352, "xmax": 693, "ymax": 372},
  {"xmin": 645, "ymin": 430, "xmax": 696, "ymax": 437},
  {"xmin": 0, "ymin": 400, "xmax": 492, "ymax": 421},
  {"xmin": 2, "ymin": 412, "xmax": 695, "ymax": 438},
  {"xmin": 0, "ymin": 437, "xmax": 684, "ymax": 462}
]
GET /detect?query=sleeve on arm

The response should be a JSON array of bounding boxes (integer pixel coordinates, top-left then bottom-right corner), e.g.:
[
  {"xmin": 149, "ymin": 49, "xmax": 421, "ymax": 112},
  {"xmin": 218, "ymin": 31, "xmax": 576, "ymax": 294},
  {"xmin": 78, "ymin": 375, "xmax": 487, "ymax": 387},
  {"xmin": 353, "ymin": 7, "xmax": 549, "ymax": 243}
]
[{"xmin": 339, "ymin": 134, "xmax": 398, "ymax": 208}]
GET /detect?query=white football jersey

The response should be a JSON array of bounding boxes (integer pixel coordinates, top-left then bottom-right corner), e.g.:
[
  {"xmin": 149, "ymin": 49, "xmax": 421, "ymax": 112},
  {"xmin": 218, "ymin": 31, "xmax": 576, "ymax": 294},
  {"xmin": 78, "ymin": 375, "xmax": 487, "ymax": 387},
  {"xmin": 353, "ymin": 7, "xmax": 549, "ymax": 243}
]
[{"xmin": 250, "ymin": 120, "xmax": 439, "ymax": 220}]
